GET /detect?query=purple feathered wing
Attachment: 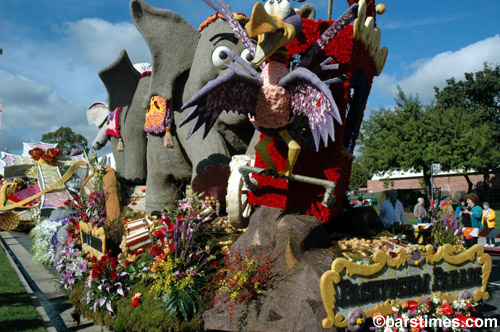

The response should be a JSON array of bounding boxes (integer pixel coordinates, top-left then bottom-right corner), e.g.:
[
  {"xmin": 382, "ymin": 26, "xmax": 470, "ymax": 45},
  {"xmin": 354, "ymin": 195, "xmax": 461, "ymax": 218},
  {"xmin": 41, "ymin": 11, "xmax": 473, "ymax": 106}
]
[
  {"xmin": 180, "ymin": 65, "xmax": 262, "ymax": 139},
  {"xmin": 279, "ymin": 67, "xmax": 342, "ymax": 151}
]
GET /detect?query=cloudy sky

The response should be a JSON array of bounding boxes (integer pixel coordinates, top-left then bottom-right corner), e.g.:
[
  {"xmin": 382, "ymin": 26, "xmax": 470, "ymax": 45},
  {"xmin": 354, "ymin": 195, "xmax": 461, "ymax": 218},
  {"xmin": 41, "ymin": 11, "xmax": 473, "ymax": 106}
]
[{"xmin": 0, "ymin": 0, "xmax": 499, "ymax": 155}]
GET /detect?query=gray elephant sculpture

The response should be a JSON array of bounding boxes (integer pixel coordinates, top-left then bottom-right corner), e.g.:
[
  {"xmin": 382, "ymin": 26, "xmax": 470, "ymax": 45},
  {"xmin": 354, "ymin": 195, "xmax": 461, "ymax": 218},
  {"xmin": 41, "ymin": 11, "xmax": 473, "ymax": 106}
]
[
  {"xmin": 133, "ymin": 0, "xmax": 257, "ymax": 213},
  {"xmin": 89, "ymin": 50, "xmax": 150, "ymax": 184},
  {"xmin": 90, "ymin": 0, "xmax": 315, "ymax": 214}
]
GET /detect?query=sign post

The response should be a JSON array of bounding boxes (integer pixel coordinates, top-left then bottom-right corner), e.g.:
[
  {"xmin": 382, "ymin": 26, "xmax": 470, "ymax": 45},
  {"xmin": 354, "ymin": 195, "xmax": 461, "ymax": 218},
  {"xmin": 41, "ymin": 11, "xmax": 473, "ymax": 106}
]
[{"xmin": 430, "ymin": 163, "xmax": 441, "ymax": 222}]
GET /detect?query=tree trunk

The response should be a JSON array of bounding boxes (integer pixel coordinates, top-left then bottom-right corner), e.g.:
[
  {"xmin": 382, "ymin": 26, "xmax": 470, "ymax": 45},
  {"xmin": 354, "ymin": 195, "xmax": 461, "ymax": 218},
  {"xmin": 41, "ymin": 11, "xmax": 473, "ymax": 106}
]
[
  {"xmin": 327, "ymin": 0, "xmax": 333, "ymax": 20},
  {"xmin": 422, "ymin": 164, "xmax": 432, "ymax": 199},
  {"xmin": 483, "ymin": 171, "xmax": 491, "ymax": 202},
  {"xmin": 463, "ymin": 174, "xmax": 473, "ymax": 193}
]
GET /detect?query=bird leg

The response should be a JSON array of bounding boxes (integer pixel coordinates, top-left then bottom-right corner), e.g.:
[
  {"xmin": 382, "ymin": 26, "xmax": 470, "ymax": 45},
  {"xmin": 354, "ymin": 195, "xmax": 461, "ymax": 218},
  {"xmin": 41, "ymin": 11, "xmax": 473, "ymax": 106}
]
[
  {"xmin": 254, "ymin": 136, "xmax": 278, "ymax": 176},
  {"xmin": 278, "ymin": 129, "xmax": 301, "ymax": 178}
]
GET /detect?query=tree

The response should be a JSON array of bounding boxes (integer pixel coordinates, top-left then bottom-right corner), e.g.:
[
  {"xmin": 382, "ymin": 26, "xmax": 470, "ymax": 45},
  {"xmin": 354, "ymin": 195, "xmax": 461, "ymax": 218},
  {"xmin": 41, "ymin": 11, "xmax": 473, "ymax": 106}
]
[
  {"xmin": 433, "ymin": 63, "xmax": 500, "ymax": 199},
  {"xmin": 41, "ymin": 126, "xmax": 89, "ymax": 155},
  {"xmin": 349, "ymin": 160, "xmax": 370, "ymax": 190},
  {"xmin": 358, "ymin": 87, "xmax": 436, "ymax": 198}
]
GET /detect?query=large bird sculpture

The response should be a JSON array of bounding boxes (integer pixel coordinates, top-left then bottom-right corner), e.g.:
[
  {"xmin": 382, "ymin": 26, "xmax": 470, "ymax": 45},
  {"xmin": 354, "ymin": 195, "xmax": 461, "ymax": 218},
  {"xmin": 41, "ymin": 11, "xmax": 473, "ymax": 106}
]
[{"xmin": 180, "ymin": 0, "xmax": 358, "ymax": 178}]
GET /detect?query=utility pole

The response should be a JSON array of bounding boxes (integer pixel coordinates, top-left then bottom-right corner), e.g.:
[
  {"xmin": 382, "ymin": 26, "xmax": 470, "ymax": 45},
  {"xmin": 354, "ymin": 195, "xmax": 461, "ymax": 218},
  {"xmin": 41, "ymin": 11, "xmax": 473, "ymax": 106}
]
[{"xmin": 327, "ymin": 0, "xmax": 333, "ymax": 20}]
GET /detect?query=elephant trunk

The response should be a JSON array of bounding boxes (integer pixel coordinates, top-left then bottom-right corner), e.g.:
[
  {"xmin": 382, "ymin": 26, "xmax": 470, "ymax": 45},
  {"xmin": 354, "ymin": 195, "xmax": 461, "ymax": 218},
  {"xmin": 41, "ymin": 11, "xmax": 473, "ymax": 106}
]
[{"xmin": 92, "ymin": 124, "xmax": 108, "ymax": 150}]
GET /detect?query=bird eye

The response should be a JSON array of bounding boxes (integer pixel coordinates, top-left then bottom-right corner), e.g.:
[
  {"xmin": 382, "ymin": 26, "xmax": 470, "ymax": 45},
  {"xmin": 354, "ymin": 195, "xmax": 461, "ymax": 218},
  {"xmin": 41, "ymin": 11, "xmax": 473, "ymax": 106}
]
[
  {"xmin": 240, "ymin": 49, "xmax": 254, "ymax": 64},
  {"xmin": 212, "ymin": 46, "xmax": 232, "ymax": 69}
]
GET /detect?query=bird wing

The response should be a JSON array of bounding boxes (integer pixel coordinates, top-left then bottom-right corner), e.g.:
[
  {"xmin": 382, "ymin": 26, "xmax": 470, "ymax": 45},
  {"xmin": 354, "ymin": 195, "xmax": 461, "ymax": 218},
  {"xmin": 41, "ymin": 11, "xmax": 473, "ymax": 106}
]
[
  {"xmin": 180, "ymin": 64, "xmax": 261, "ymax": 139},
  {"xmin": 279, "ymin": 67, "xmax": 342, "ymax": 151}
]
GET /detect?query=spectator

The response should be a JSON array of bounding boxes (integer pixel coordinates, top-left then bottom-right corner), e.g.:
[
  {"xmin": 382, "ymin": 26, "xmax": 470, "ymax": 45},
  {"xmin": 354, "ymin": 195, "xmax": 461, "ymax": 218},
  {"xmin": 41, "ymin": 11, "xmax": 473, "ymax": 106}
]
[
  {"xmin": 379, "ymin": 189, "xmax": 406, "ymax": 229},
  {"xmin": 413, "ymin": 197, "xmax": 426, "ymax": 224},
  {"xmin": 439, "ymin": 196, "xmax": 454, "ymax": 220},
  {"xmin": 463, "ymin": 193, "xmax": 482, "ymax": 228},
  {"xmin": 482, "ymin": 202, "xmax": 496, "ymax": 247},
  {"xmin": 455, "ymin": 199, "xmax": 466, "ymax": 220}
]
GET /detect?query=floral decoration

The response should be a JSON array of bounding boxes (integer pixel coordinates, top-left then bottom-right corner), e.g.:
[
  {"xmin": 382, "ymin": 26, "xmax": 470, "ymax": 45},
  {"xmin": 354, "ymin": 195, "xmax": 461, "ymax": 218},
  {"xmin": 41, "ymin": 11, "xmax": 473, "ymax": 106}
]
[
  {"xmin": 55, "ymin": 240, "xmax": 88, "ymax": 292},
  {"xmin": 148, "ymin": 195, "xmax": 216, "ymax": 320},
  {"xmin": 85, "ymin": 252, "xmax": 130, "ymax": 316},
  {"xmin": 370, "ymin": 296, "xmax": 479, "ymax": 332},
  {"xmin": 30, "ymin": 217, "xmax": 69, "ymax": 265},
  {"xmin": 28, "ymin": 147, "xmax": 63, "ymax": 165},
  {"xmin": 207, "ymin": 250, "xmax": 273, "ymax": 317},
  {"xmin": 431, "ymin": 214, "xmax": 464, "ymax": 247}
]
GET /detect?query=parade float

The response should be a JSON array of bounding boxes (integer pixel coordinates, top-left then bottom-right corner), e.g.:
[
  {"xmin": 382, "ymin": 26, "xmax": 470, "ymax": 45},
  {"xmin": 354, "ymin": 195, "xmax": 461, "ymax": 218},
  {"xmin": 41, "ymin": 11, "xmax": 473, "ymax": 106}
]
[{"xmin": 3, "ymin": 0, "xmax": 491, "ymax": 331}]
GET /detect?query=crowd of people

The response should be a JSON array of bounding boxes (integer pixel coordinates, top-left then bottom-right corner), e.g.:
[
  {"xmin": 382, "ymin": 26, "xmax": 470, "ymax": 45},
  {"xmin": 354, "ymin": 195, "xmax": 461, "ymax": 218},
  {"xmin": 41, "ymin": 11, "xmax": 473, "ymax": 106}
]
[{"xmin": 377, "ymin": 189, "xmax": 496, "ymax": 247}]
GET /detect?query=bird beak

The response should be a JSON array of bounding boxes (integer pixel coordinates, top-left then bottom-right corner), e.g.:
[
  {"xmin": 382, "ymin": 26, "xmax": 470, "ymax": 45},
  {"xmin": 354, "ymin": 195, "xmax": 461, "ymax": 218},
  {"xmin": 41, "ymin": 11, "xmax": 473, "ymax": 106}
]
[{"xmin": 245, "ymin": 2, "xmax": 296, "ymax": 66}]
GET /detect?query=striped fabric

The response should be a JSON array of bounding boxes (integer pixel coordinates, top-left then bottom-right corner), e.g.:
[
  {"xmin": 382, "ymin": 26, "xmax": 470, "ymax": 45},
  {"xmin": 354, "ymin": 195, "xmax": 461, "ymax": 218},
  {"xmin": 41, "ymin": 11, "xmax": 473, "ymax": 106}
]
[{"xmin": 463, "ymin": 227, "xmax": 500, "ymax": 238}]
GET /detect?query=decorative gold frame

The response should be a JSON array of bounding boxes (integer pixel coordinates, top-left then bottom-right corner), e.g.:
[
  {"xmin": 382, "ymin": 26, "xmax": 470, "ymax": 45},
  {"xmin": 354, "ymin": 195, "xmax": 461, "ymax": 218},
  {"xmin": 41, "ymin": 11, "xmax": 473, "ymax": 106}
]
[
  {"xmin": 79, "ymin": 221, "xmax": 107, "ymax": 258},
  {"xmin": 320, "ymin": 244, "xmax": 492, "ymax": 329}
]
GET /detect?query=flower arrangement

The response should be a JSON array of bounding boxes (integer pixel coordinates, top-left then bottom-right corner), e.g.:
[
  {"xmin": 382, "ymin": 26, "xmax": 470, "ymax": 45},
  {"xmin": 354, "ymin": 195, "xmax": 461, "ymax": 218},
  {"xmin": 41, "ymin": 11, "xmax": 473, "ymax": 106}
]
[
  {"xmin": 55, "ymin": 240, "xmax": 88, "ymax": 292},
  {"xmin": 207, "ymin": 250, "xmax": 273, "ymax": 315},
  {"xmin": 148, "ymin": 195, "xmax": 215, "ymax": 320},
  {"xmin": 84, "ymin": 252, "xmax": 129, "ymax": 316},
  {"xmin": 30, "ymin": 216, "xmax": 69, "ymax": 265},
  {"xmin": 431, "ymin": 214, "xmax": 464, "ymax": 247},
  {"xmin": 84, "ymin": 190, "xmax": 107, "ymax": 227},
  {"xmin": 29, "ymin": 147, "xmax": 63, "ymax": 165},
  {"xmin": 370, "ymin": 294, "xmax": 478, "ymax": 332}
]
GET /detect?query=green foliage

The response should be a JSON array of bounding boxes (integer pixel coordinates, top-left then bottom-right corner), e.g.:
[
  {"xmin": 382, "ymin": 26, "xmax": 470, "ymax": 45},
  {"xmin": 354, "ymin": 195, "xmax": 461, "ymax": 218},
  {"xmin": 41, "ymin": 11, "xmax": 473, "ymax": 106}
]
[
  {"xmin": 70, "ymin": 280, "xmax": 204, "ymax": 332},
  {"xmin": 359, "ymin": 87, "xmax": 435, "ymax": 196},
  {"xmin": 360, "ymin": 64, "xmax": 500, "ymax": 197},
  {"xmin": 349, "ymin": 160, "xmax": 370, "ymax": 190},
  {"xmin": 41, "ymin": 126, "xmax": 89, "ymax": 155},
  {"xmin": 434, "ymin": 63, "xmax": 500, "ymax": 125}
]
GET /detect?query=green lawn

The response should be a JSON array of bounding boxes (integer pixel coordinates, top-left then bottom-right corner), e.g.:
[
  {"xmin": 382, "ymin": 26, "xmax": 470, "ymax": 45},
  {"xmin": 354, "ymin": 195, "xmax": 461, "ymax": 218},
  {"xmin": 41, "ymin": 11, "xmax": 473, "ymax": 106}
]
[{"xmin": 0, "ymin": 244, "xmax": 46, "ymax": 332}]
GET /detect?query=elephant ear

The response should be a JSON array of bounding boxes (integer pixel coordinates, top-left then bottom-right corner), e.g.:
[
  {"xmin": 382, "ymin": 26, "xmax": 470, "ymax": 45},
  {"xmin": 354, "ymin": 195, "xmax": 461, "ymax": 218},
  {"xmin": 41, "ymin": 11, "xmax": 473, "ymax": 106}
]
[
  {"xmin": 98, "ymin": 50, "xmax": 141, "ymax": 111},
  {"xmin": 130, "ymin": 0, "xmax": 199, "ymax": 103},
  {"xmin": 87, "ymin": 102, "xmax": 109, "ymax": 128}
]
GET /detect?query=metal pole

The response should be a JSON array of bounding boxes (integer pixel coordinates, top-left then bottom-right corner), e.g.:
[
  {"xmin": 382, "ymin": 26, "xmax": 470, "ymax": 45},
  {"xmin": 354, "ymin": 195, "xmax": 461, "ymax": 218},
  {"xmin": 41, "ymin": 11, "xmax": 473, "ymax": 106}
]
[
  {"xmin": 327, "ymin": 0, "xmax": 333, "ymax": 20},
  {"xmin": 238, "ymin": 165, "xmax": 336, "ymax": 208}
]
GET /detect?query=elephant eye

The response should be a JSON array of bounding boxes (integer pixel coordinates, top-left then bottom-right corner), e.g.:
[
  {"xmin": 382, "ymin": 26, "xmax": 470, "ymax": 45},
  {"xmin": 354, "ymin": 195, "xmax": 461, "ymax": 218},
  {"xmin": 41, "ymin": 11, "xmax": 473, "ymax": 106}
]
[
  {"xmin": 241, "ymin": 49, "xmax": 254, "ymax": 64},
  {"xmin": 212, "ymin": 46, "xmax": 232, "ymax": 69}
]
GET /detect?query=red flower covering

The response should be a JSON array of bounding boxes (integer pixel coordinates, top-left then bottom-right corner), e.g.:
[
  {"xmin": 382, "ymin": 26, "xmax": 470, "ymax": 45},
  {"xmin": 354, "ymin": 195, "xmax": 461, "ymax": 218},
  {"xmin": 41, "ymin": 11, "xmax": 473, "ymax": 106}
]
[
  {"xmin": 131, "ymin": 297, "xmax": 140, "ymax": 307},
  {"xmin": 28, "ymin": 147, "xmax": 44, "ymax": 160},
  {"xmin": 408, "ymin": 300, "xmax": 419, "ymax": 312},
  {"xmin": 29, "ymin": 147, "xmax": 62, "ymax": 165},
  {"xmin": 441, "ymin": 304, "xmax": 454, "ymax": 315}
]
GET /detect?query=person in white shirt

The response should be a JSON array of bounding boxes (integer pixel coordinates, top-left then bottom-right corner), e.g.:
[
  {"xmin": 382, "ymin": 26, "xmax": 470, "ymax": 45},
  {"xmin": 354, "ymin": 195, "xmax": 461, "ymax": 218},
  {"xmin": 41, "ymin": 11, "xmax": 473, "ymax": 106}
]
[{"xmin": 379, "ymin": 189, "xmax": 406, "ymax": 229}]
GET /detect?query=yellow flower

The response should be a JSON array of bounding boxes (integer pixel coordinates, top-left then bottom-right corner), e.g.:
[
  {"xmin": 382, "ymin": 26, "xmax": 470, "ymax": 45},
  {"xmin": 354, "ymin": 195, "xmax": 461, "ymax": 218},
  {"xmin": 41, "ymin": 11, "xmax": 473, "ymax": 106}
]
[
  {"xmin": 356, "ymin": 318, "xmax": 363, "ymax": 325},
  {"xmin": 415, "ymin": 261, "xmax": 419, "ymax": 266}
]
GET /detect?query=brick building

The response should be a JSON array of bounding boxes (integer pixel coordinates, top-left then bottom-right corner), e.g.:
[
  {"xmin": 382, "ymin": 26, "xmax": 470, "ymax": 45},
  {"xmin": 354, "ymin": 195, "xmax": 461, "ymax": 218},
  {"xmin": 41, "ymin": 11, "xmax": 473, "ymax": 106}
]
[{"xmin": 367, "ymin": 170, "xmax": 500, "ymax": 201}]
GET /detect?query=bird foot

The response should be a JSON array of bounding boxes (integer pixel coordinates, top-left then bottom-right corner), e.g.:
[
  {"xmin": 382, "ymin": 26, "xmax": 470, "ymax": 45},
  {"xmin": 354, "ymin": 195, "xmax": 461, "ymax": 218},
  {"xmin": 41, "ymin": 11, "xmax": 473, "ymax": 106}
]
[
  {"xmin": 259, "ymin": 167, "xmax": 278, "ymax": 177},
  {"xmin": 278, "ymin": 169, "xmax": 294, "ymax": 180}
]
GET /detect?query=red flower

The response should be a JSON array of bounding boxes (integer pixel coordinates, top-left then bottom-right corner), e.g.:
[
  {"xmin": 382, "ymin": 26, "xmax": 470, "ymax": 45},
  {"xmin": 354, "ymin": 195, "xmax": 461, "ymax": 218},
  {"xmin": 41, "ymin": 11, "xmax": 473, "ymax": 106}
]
[
  {"xmin": 29, "ymin": 147, "xmax": 44, "ymax": 160},
  {"xmin": 153, "ymin": 227, "xmax": 167, "ymax": 244},
  {"xmin": 441, "ymin": 304, "xmax": 453, "ymax": 315},
  {"xmin": 131, "ymin": 297, "xmax": 140, "ymax": 307},
  {"xmin": 408, "ymin": 300, "xmax": 418, "ymax": 312},
  {"xmin": 124, "ymin": 260, "xmax": 130, "ymax": 267},
  {"xmin": 455, "ymin": 314, "xmax": 476, "ymax": 328},
  {"xmin": 176, "ymin": 214, "xmax": 184, "ymax": 222},
  {"xmin": 148, "ymin": 245, "xmax": 163, "ymax": 257},
  {"xmin": 110, "ymin": 271, "xmax": 117, "ymax": 281}
]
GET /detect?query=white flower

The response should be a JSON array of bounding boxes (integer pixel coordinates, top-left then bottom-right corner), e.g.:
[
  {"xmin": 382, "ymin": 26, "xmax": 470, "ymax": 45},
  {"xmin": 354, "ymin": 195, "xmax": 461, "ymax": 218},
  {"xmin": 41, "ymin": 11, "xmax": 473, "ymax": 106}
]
[
  {"xmin": 392, "ymin": 306, "xmax": 399, "ymax": 313},
  {"xmin": 432, "ymin": 297, "xmax": 440, "ymax": 304}
]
